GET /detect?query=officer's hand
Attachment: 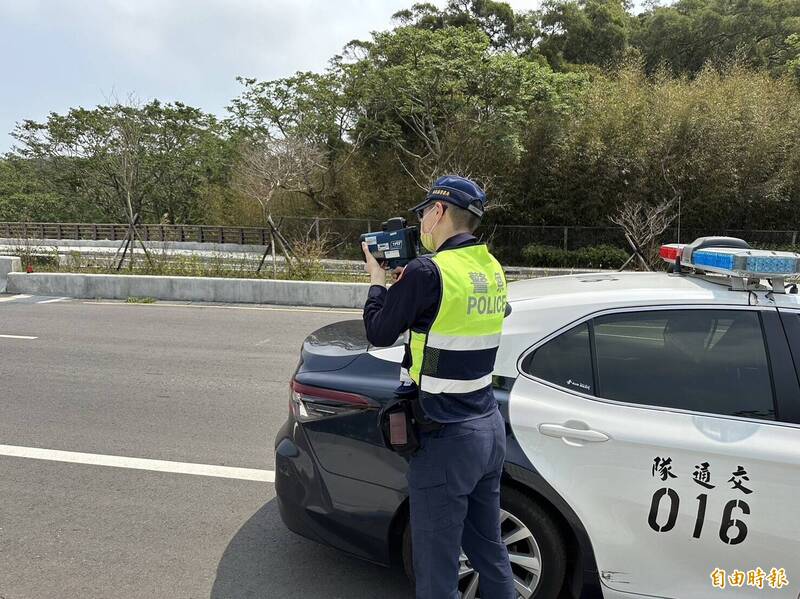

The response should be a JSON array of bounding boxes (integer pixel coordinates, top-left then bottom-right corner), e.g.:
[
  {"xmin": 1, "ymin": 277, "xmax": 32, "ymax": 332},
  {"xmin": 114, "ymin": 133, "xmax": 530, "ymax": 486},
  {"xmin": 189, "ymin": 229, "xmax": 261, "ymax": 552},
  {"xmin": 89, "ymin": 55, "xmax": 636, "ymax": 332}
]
[
  {"xmin": 361, "ymin": 242, "xmax": 386, "ymax": 285},
  {"xmin": 390, "ymin": 266, "xmax": 404, "ymax": 281}
]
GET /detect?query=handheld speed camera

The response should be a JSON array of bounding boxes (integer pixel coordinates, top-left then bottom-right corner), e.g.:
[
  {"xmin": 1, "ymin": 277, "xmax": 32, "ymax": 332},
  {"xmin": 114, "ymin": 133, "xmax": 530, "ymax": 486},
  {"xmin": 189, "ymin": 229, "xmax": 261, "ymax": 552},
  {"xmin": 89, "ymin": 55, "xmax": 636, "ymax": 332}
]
[{"xmin": 359, "ymin": 217, "xmax": 419, "ymax": 270}]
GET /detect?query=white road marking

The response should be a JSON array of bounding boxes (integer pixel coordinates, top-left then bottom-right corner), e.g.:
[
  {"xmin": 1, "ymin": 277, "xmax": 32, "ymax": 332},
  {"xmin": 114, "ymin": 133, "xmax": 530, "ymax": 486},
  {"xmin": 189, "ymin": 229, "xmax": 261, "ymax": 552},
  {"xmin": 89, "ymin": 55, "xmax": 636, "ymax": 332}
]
[
  {"xmin": 0, "ymin": 294, "xmax": 31, "ymax": 302},
  {"xmin": 83, "ymin": 300, "xmax": 361, "ymax": 315},
  {"xmin": 0, "ymin": 334, "xmax": 38, "ymax": 340},
  {"xmin": 0, "ymin": 444, "xmax": 275, "ymax": 482},
  {"xmin": 36, "ymin": 297, "xmax": 69, "ymax": 304}
]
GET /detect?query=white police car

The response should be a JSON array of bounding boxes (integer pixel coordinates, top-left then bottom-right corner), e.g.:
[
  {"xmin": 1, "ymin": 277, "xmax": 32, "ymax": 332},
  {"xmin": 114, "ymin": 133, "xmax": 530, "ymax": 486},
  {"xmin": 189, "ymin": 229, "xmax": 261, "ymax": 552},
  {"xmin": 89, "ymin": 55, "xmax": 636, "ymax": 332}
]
[
  {"xmin": 276, "ymin": 236, "xmax": 800, "ymax": 599},
  {"xmin": 497, "ymin": 237, "xmax": 800, "ymax": 597}
]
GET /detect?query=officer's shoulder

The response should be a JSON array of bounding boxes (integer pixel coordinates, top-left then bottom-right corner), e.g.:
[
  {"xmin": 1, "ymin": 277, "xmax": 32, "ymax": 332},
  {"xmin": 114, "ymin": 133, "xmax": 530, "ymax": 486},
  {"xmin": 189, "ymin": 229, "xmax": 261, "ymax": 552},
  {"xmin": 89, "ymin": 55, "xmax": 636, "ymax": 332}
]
[
  {"xmin": 395, "ymin": 255, "xmax": 437, "ymax": 284},
  {"xmin": 404, "ymin": 255, "xmax": 436, "ymax": 274}
]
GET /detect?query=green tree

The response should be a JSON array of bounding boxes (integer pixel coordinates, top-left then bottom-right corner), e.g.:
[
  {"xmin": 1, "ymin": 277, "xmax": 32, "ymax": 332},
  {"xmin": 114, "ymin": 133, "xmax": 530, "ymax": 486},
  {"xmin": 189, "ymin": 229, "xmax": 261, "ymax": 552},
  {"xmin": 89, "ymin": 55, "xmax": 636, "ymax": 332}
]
[
  {"xmin": 515, "ymin": 59, "xmax": 800, "ymax": 231},
  {"xmin": 537, "ymin": 0, "xmax": 635, "ymax": 71},
  {"xmin": 351, "ymin": 26, "xmax": 578, "ymax": 200},
  {"xmin": 784, "ymin": 32, "xmax": 800, "ymax": 81},
  {"xmin": 227, "ymin": 61, "xmax": 368, "ymax": 213},
  {"xmin": 10, "ymin": 100, "xmax": 229, "ymax": 223},
  {"xmin": 392, "ymin": 0, "xmax": 542, "ymax": 54},
  {"xmin": 633, "ymin": 0, "xmax": 800, "ymax": 76},
  {"xmin": 142, "ymin": 102, "xmax": 233, "ymax": 223},
  {"xmin": 0, "ymin": 156, "xmax": 75, "ymax": 222}
]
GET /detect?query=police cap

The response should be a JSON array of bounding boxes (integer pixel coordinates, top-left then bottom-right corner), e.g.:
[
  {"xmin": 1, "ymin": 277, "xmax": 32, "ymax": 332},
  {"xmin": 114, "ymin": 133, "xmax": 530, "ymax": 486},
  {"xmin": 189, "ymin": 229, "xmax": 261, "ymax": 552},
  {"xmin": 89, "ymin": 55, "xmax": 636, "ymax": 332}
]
[{"xmin": 409, "ymin": 175, "xmax": 487, "ymax": 219}]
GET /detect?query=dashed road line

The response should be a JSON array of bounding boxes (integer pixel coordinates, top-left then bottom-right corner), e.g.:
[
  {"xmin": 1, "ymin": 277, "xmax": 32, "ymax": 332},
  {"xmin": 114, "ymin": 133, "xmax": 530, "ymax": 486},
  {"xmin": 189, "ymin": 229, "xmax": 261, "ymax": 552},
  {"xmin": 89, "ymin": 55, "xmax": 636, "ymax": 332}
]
[
  {"xmin": 0, "ymin": 294, "xmax": 31, "ymax": 302},
  {"xmin": 0, "ymin": 334, "xmax": 38, "ymax": 340},
  {"xmin": 36, "ymin": 297, "xmax": 69, "ymax": 304},
  {"xmin": 0, "ymin": 444, "xmax": 275, "ymax": 482}
]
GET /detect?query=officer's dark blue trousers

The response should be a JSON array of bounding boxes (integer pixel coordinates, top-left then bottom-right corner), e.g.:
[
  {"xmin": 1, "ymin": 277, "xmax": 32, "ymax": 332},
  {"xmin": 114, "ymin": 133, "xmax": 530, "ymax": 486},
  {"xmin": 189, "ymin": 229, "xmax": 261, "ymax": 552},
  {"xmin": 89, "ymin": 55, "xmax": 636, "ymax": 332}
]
[{"xmin": 407, "ymin": 408, "xmax": 515, "ymax": 599}]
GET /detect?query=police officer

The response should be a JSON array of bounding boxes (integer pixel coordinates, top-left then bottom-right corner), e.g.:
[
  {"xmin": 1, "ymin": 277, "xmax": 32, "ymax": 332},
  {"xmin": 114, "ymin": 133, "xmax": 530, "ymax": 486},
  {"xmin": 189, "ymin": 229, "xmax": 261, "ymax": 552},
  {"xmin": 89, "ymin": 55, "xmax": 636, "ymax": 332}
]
[{"xmin": 361, "ymin": 175, "xmax": 514, "ymax": 599}]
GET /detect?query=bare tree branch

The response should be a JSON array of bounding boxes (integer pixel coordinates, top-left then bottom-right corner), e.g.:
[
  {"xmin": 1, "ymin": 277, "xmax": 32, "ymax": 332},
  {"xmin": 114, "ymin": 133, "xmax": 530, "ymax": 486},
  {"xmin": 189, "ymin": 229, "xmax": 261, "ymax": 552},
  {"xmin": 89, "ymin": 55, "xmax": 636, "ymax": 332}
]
[{"xmin": 611, "ymin": 198, "xmax": 678, "ymax": 269}]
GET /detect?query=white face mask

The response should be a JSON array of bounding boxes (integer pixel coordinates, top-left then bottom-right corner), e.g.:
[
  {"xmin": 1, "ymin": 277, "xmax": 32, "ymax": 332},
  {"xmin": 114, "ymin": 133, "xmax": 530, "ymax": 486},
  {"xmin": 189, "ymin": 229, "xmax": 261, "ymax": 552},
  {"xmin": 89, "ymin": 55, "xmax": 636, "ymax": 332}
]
[{"xmin": 419, "ymin": 204, "xmax": 442, "ymax": 252}]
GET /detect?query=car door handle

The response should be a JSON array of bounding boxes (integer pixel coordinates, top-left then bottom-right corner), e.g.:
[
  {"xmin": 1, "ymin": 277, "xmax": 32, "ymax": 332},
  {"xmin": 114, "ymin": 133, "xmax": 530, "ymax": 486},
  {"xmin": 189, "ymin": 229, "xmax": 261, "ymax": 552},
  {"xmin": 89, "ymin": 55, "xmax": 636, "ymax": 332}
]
[{"xmin": 538, "ymin": 423, "xmax": 610, "ymax": 443}]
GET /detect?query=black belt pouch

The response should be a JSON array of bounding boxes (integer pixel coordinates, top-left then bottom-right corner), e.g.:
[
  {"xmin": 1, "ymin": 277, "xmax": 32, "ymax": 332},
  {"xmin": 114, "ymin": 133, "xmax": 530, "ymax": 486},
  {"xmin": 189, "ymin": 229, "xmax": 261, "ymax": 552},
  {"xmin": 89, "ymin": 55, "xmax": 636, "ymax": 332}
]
[{"xmin": 379, "ymin": 397, "xmax": 421, "ymax": 458}]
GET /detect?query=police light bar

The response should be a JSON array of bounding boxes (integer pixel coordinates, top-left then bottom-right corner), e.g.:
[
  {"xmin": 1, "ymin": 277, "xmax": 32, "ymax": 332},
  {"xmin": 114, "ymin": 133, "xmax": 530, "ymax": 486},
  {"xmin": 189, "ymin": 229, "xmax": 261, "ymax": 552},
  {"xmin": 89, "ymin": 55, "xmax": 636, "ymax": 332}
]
[
  {"xmin": 660, "ymin": 242, "xmax": 800, "ymax": 278},
  {"xmin": 691, "ymin": 247, "xmax": 800, "ymax": 276}
]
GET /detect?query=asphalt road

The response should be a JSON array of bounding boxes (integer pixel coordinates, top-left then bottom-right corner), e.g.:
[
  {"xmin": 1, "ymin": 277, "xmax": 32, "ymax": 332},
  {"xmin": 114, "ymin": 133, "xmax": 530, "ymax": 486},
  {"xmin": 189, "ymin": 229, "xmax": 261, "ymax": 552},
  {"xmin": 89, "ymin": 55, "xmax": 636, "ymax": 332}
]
[
  {"xmin": 0, "ymin": 293, "xmax": 604, "ymax": 599},
  {"xmin": 0, "ymin": 294, "xmax": 412, "ymax": 599}
]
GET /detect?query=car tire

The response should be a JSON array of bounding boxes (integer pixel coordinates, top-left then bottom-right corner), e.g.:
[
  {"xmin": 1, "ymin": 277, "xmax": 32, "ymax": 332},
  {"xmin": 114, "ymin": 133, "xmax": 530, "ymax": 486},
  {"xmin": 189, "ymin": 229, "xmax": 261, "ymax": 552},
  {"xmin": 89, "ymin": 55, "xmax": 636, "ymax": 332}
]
[{"xmin": 402, "ymin": 485, "xmax": 567, "ymax": 599}]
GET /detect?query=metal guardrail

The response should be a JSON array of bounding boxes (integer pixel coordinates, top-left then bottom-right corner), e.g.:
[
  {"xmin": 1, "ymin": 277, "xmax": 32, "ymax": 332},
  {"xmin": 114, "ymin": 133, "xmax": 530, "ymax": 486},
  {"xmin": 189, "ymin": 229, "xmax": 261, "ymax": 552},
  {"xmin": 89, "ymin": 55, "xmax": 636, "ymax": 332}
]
[{"xmin": 0, "ymin": 221, "xmax": 274, "ymax": 245}]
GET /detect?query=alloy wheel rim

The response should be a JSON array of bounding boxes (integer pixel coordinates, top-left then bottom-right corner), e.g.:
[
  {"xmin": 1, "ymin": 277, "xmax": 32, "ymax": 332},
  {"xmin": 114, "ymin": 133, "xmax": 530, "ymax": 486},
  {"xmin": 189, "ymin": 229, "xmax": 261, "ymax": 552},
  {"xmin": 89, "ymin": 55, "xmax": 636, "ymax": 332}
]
[{"xmin": 457, "ymin": 508, "xmax": 542, "ymax": 599}]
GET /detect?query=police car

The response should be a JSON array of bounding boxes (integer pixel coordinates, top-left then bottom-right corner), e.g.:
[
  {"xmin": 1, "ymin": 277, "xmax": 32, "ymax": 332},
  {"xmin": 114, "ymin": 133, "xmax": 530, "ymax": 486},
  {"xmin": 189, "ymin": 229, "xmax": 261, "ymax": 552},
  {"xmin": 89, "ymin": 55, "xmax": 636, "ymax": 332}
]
[{"xmin": 274, "ymin": 237, "xmax": 800, "ymax": 598}]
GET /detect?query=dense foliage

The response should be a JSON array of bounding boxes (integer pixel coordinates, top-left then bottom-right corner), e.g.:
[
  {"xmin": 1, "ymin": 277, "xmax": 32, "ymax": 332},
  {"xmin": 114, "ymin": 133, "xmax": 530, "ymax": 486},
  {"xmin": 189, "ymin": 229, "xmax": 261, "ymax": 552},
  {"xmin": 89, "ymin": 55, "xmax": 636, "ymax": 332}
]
[{"xmin": 3, "ymin": 0, "xmax": 800, "ymax": 234}]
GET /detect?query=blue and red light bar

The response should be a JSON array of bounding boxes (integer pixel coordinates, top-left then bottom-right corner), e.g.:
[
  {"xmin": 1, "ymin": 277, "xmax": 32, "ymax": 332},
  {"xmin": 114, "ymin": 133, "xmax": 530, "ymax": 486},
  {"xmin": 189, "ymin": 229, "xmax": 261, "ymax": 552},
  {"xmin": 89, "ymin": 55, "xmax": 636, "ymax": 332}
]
[{"xmin": 660, "ymin": 241, "xmax": 800, "ymax": 278}]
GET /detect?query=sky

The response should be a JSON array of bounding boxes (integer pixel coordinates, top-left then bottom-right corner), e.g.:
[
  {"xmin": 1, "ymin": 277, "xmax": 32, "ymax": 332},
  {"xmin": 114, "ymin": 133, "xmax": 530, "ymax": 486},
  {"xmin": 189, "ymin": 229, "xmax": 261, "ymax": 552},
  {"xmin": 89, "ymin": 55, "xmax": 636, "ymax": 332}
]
[{"xmin": 0, "ymin": 0, "xmax": 558, "ymax": 152}]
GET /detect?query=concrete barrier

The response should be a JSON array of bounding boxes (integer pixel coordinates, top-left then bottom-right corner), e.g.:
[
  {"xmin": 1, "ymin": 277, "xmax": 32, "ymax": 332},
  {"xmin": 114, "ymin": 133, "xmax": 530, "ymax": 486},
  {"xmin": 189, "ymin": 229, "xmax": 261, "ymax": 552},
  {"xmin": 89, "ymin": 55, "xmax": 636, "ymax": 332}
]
[
  {"xmin": 0, "ymin": 256, "xmax": 22, "ymax": 293},
  {"xmin": 6, "ymin": 272, "xmax": 370, "ymax": 309}
]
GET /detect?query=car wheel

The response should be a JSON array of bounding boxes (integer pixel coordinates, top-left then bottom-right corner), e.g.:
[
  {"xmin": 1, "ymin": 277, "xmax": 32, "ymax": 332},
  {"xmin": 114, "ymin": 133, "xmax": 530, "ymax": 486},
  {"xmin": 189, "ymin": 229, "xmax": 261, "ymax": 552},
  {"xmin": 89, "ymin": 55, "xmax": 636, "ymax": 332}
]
[{"xmin": 402, "ymin": 485, "xmax": 567, "ymax": 599}]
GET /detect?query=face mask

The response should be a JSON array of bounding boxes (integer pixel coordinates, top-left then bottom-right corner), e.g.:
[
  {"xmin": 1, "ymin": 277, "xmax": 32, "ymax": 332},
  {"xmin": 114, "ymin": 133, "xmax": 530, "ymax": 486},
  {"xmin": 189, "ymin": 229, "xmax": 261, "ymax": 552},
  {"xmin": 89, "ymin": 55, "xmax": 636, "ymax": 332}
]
[{"xmin": 419, "ymin": 205, "xmax": 441, "ymax": 252}]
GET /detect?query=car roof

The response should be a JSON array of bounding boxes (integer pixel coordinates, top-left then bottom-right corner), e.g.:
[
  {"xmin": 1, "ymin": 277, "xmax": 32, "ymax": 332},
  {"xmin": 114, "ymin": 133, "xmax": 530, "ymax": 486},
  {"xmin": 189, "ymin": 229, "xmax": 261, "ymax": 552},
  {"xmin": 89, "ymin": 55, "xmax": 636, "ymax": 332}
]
[
  {"xmin": 493, "ymin": 271, "xmax": 753, "ymax": 378},
  {"xmin": 508, "ymin": 271, "xmax": 745, "ymax": 306}
]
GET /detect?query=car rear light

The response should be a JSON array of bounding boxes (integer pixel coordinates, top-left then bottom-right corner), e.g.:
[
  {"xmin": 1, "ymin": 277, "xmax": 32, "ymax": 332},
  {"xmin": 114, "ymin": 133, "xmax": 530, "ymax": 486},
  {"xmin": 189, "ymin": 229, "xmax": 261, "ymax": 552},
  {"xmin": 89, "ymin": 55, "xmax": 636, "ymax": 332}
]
[{"xmin": 289, "ymin": 379, "xmax": 372, "ymax": 422}]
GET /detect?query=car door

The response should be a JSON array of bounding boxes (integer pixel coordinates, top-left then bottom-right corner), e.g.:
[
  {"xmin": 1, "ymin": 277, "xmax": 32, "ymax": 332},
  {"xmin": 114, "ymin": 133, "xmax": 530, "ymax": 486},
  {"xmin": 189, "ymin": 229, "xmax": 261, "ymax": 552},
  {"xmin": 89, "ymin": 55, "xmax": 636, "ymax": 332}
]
[{"xmin": 509, "ymin": 305, "xmax": 800, "ymax": 598}]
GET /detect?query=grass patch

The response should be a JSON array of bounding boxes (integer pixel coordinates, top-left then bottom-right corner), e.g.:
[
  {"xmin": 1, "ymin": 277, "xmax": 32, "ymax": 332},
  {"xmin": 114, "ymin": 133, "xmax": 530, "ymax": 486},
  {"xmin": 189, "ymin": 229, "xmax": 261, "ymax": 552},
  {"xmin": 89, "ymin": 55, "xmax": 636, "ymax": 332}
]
[
  {"xmin": 8, "ymin": 244, "xmax": 372, "ymax": 283},
  {"xmin": 33, "ymin": 262, "xmax": 372, "ymax": 283},
  {"xmin": 126, "ymin": 296, "xmax": 156, "ymax": 303}
]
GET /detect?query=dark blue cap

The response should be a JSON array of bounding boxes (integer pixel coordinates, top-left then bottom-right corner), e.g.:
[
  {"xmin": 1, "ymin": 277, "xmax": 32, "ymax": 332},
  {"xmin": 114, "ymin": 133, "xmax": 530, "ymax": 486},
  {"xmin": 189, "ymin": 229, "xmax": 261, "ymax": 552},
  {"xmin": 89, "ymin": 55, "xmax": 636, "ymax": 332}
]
[{"xmin": 409, "ymin": 175, "xmax": 486, "ymax": 218}]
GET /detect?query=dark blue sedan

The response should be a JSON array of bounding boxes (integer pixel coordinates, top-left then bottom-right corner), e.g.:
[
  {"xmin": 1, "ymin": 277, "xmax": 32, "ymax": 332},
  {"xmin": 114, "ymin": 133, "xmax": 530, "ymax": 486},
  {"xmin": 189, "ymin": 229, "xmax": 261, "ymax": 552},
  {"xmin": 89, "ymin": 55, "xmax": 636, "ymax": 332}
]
[{"xmin": 274, "ymin": 317, "xmax": 602, "ymax": 599}]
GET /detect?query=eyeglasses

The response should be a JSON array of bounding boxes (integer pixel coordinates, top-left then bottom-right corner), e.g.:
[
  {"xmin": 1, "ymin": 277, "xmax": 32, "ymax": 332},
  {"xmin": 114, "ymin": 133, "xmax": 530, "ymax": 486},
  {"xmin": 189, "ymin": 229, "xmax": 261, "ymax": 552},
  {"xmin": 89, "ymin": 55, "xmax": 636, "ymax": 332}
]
[{"xmin": 415, "ymin": 203, "xmax": 445, "ymax": 222}]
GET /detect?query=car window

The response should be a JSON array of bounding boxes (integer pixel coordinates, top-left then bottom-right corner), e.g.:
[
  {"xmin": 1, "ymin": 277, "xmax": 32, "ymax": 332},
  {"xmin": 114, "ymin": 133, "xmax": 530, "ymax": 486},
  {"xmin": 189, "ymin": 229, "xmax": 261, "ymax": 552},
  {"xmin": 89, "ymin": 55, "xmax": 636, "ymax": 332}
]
[
  {"xmin": 593, "ymin": 310, "xmax": 775, "ymax": 420},
  {"xmin": 523, "ymin": 322, "xmax": 594, "ymax": 395},
  {"xmin": 778, "ymin": 309, "xmax": 800, "ymax": 378}
]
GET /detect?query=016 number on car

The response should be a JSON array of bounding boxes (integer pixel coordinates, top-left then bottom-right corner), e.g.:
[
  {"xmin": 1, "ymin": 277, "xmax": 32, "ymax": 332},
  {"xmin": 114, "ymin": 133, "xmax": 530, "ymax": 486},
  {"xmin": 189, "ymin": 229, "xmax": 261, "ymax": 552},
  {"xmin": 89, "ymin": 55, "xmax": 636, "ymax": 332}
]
[{"xmin": 647, "ymin": 457, "xmax": 753, "ymax": 545}]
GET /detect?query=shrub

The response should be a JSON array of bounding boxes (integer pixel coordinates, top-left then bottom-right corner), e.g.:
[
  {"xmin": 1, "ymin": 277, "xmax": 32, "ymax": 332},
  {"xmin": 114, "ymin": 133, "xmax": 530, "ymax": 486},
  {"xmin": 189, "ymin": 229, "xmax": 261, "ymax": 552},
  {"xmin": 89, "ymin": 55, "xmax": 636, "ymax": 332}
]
[
  {"xmin": 573, "ymin": 244, "xmax": 629, "ymax": 269},
  {"xmin": 521, "ymin": 244, "xmax": 628, "ymax": 269},
  {"xmin": 519, "ymin": 244, "xmax": 568, "ymax": 267}
]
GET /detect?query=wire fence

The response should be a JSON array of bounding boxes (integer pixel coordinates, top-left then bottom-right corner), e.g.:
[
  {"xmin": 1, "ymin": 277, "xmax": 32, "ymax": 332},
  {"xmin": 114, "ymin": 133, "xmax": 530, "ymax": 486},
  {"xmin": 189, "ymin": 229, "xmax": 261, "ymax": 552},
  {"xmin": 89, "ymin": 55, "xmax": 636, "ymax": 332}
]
[{"xmin": 2, "ymin": 219, "xmax": 798, "ymax": 262}]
